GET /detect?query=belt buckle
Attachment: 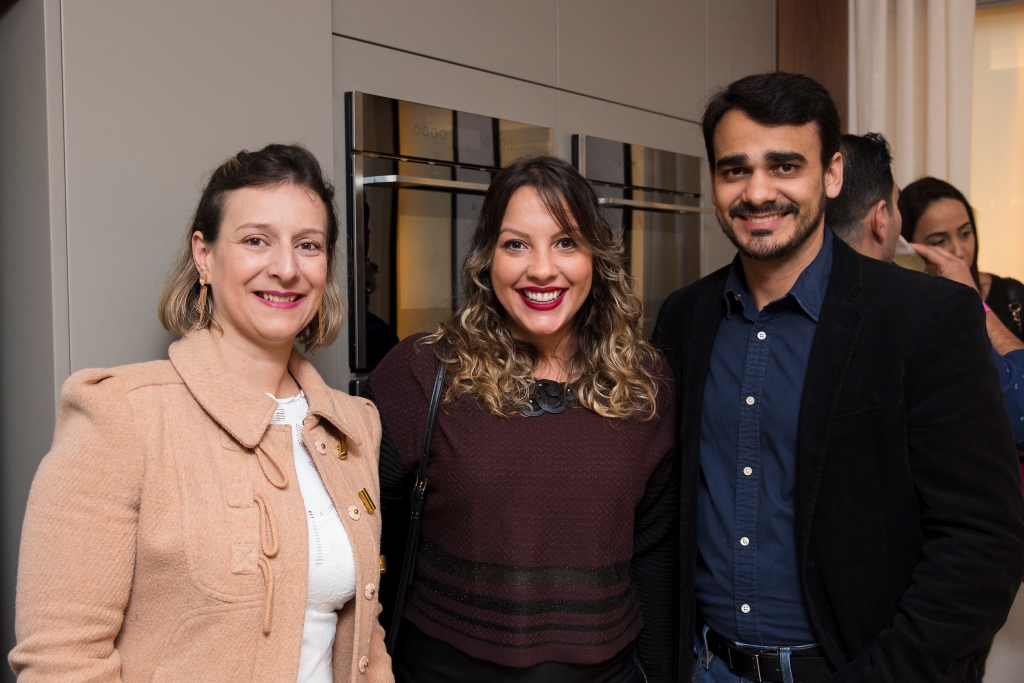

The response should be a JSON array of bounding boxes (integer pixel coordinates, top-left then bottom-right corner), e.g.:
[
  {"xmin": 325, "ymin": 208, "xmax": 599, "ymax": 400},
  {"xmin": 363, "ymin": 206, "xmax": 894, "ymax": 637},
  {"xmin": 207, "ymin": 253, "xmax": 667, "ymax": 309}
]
[{"xmin": 727, "ymin": 646, "xmax": 763, "ymax": 682}]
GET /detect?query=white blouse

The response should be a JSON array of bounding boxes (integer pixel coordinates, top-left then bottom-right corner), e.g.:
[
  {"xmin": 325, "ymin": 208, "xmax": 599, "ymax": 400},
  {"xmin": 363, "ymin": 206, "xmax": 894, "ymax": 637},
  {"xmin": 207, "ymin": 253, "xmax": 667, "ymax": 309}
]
[{"xmin": 269, "ymin": 392, "xmax": 357, "ymax": 683}]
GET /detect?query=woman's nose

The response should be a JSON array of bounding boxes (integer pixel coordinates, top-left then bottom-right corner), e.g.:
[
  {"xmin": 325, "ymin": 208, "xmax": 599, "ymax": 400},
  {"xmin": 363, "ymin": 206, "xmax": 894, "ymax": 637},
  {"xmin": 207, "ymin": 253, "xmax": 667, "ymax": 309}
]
[
  {"xmin": 267, "ymin": 244, "xmax": 297, "ymax": 280},
  {"xmin": 527, "ymin": 249, "xmax": 556, "ymax": 281}
]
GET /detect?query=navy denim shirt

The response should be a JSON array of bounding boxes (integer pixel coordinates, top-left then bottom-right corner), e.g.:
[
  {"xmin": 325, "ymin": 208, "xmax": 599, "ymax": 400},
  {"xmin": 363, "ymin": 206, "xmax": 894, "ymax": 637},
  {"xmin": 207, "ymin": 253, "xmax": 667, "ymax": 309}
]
[{"xmin": 695, "ymin": 229, "xmax": 833, "ymax": 646}]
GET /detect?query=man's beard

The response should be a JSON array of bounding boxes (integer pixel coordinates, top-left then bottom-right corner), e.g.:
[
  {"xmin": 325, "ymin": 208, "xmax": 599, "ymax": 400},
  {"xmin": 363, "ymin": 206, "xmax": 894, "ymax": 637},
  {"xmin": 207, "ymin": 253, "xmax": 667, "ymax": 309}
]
[{"xmin": 717, "ymin": 189, "xmax": 826, "ymax": 261}]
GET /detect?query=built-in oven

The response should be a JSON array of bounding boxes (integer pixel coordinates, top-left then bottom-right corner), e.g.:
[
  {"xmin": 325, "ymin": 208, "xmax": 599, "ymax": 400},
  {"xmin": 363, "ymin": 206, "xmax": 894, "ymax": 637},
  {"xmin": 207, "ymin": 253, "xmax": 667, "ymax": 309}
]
[
  {"xmin": 345, "ymin": 92, "xmax": 554, "ymax": 389},
  {"xmin": 572, "ymin": 135, "xmax": 705, "ymax": 336}
]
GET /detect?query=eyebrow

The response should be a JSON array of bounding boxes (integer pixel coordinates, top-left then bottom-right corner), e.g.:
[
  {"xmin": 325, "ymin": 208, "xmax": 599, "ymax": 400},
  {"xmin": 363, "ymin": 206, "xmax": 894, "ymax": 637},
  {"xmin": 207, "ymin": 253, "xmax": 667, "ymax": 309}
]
[
  {"xmin": 765, "ymin": 150, "xmax": 806, "ymax": 164},
  {"xmin": 498, "ymin": 227, "xmax": 529, "ymax": 239},
  {"xmin": 924, "ymin": 222, "xmax": 972, "ymax": 239},
  {"xmin": 234, "ymin": 222, "xmax": 326, "ymax": 238},
  {"xmin": 715, "ymin": 153, "xmax": 748, "ymax": 170},
  {"xmin": 497, "ymin": 227, "xmax": 570, "ymax": 241},
  {"xmin": 715, "ymin": 150, "xmax": 807, "ymax": 170}
]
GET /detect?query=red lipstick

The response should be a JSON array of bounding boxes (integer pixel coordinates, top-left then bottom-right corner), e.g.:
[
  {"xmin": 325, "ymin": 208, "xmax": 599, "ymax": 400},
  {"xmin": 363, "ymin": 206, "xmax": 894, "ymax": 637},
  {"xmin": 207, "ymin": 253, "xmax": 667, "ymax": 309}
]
[{"xmin": 518, "ymin": 287, "xmax": 566, "ymax": 311}]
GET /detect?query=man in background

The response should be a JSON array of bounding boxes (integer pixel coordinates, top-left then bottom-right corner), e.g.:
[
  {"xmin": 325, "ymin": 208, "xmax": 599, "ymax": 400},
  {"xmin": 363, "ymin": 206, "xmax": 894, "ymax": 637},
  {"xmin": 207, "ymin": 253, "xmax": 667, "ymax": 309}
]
[{"xmin": 824, "ymin": 132, "xmax": 901, "ymax": 262}]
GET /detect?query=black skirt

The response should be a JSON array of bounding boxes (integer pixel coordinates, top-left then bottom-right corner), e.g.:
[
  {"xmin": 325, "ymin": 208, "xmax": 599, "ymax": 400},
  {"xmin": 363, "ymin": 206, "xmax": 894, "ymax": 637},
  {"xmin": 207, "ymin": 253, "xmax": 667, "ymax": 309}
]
[{"xmin": 392, "ymin": 620, "xmax": 645, "ymax": 683}]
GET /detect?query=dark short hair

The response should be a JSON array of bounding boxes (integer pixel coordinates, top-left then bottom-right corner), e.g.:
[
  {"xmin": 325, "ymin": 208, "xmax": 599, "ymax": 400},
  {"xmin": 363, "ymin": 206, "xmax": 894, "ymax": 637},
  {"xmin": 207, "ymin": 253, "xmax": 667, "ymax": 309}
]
[
  {"xmin": 898, "ymin": 176, "xmax": 980, "ymax": 285},
  {"xmin": 826, "ymin": 133, "xmax": 895, "ymax": 242},
  {"xmin": 158, "ymin": 143, "xmax": 342, "ymax": 351},
  {"xmin": 701, "ymin": 72, "xmax": 842, "ymax": 171}
]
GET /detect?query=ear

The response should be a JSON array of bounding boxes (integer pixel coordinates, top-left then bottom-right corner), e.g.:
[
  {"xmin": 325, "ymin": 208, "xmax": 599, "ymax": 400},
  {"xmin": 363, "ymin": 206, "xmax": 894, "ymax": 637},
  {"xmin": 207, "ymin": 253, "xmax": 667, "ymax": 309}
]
[
  {"xmin": 824, "ymin": 151, "xmax": 843, "ymax": 199},
  {"xmin": 192, "ymin": 231, "xmax": 212, "ymax": 278},
  {"xmin": 868, "ymin": 199, "xmax": 890, "ymax": 244}
]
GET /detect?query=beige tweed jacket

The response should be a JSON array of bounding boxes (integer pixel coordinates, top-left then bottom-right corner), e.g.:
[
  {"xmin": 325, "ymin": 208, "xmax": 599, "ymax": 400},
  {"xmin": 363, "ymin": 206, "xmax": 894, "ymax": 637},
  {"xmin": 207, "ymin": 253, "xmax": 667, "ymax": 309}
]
[{"xmin": 10, "ymin": 330, "xmax": 393, "ymax": 682}]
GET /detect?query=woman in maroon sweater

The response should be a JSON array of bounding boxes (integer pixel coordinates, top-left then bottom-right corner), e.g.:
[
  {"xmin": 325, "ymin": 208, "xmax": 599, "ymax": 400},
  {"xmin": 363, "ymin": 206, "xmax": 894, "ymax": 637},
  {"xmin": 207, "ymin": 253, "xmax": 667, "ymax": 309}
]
[{"xmin": 368, "ymin": 155, "xmax": 677, "ymax": 683}]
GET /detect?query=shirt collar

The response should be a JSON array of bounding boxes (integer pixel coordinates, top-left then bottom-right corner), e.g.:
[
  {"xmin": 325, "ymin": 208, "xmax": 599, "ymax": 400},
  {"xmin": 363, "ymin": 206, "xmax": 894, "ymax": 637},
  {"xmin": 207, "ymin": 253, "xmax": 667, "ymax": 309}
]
[{"xmin": 722, "ymin": 228, "xmax": 833, "ymax": 322}]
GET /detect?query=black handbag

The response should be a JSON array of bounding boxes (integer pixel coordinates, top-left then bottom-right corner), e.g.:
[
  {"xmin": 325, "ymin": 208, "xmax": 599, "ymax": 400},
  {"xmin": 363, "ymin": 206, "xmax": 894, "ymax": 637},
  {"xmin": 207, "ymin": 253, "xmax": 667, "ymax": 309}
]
[{"xmin": 385, "ymin": 349, "xmax": 447, "ymax": 653}]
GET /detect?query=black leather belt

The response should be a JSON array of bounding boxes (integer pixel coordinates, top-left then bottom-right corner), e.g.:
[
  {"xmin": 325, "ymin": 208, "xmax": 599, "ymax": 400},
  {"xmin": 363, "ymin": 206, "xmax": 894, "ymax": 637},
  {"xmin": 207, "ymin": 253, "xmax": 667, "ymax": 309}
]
[{"xmin": 705, "ymin": 628, "xmax": 833, "ymax": 683}]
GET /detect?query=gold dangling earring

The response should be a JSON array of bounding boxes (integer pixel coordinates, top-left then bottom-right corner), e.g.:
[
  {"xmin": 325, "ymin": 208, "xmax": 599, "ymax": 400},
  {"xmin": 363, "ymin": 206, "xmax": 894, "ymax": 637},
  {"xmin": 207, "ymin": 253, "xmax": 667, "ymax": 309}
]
[
  {"xmin": 316, "ymin": 301, "xmax": 325, "ymax": 347},
  {"xmin": 197, "ymin": 273, "xmax": 209, "ymax": 327}
]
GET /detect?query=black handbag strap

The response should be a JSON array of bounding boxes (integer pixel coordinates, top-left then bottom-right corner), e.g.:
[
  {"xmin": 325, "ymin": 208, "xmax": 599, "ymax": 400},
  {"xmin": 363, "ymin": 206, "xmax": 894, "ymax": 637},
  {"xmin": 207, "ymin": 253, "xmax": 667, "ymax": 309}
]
[{"xmin": 386, "ymin": 346, "xmax": 447, "ymax": 652}]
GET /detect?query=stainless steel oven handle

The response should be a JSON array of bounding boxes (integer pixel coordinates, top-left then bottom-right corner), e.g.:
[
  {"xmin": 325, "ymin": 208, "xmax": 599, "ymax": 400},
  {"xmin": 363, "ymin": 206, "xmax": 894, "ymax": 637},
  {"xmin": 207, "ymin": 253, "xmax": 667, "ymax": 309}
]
[
  {"xmin": 598, "ymin": 197, "xmax": 710, "ymax": 214},
  {"xmin": 363, "ymin": 175, "xmax": 490, "ymax": 193}
]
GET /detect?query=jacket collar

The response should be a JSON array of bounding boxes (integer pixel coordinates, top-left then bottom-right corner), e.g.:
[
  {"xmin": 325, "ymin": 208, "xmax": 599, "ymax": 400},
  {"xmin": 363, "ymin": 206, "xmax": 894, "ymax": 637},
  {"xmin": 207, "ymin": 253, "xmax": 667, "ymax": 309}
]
[{"xmin": 169, "ymin": 330, "xmax": 360, "ymax": 449}]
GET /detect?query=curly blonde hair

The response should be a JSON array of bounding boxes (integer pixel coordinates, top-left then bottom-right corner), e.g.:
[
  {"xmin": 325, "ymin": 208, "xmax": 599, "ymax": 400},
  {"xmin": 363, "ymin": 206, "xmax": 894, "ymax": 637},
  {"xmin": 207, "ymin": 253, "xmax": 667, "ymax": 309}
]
[{"xmin": 424, "ymin": 155, "xmax": 660, "ymax": 419}]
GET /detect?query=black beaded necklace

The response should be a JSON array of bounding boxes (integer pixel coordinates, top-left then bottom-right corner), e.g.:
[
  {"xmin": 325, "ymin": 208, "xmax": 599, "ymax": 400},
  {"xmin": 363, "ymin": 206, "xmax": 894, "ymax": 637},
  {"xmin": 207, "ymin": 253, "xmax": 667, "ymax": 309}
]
[{"xmin": 520, "ymin": 380, "xmax": 577, "ymax": 417}]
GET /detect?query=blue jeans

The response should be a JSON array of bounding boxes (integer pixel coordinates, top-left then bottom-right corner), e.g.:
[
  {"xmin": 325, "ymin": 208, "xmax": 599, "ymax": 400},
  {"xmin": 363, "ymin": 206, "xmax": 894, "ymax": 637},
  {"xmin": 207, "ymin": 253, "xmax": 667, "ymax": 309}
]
[{"xmin": 691, "ymin": 627, "xmax": 818, "ymax": 683}]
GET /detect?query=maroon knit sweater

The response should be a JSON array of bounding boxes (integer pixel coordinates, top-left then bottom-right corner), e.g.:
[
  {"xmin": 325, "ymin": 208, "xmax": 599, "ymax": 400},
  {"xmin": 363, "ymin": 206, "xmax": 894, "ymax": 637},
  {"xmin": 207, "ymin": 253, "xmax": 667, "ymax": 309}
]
[{"xmin": 369, "ymin": 334, "xmax": 678, "ymax": 674}]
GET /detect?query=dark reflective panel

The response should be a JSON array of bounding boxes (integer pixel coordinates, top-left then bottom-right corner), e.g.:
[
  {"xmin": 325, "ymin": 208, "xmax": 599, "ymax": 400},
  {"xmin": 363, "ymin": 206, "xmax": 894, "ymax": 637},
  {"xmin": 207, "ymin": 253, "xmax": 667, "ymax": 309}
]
[{"xmin": 576, "ymin": 135, "xmax": 704, "ymax": 338}]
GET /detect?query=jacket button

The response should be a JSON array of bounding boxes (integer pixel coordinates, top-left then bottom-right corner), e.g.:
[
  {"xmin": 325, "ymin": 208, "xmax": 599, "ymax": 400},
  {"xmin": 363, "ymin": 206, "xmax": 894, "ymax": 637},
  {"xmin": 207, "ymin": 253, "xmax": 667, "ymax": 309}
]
[
  {"xmin": 348, "ymin": 506, "xmax": 361, "ymax": 521},
  {"xmin": 315, "ymin": 440, "xmax": 327, "ymax": 454},
  {"xmin": 364, "ymin": 583, "xmax": 376, "ymax": 600},
  {"xmin": 358, "ymin": 656, "xmax": 369, "ymax": 673}
]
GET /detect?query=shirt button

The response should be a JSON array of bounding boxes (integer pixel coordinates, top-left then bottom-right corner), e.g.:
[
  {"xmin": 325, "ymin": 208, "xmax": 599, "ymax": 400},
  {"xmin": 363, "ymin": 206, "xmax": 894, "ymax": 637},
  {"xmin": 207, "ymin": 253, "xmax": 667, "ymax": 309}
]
[
  {"xmin": 740, "ymin": 536, "xmax": 750, "ymax": 546},
  {"xmin": 757, "ymin": 331, "xmax": 767, "ymax": 340},
  {"xmin": 745, "ymin": 396, "xmax": 755, "ymax": 406},
  {"xmin": 741, "ymin": 604, "xmax": 751, "ymax": 614},
  {"xmin": 743, "ymin": 466, "xmax": 753, "ymax": 476}
]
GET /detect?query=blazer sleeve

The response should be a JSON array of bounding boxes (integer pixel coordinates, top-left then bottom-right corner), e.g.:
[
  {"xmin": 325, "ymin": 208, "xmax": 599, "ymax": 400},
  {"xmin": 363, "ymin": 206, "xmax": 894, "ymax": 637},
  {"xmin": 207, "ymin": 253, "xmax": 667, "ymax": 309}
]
[
  {"xmin": 631, "ymin": 447, "xmax": 679, "ymax": 683},
  {"xmin": 9, "ymin": 370, "xmax": 145, "ymax": 682},
  {"xmin": 834, "ymin": 286, "xmax": 1024, "ymax": 682}
]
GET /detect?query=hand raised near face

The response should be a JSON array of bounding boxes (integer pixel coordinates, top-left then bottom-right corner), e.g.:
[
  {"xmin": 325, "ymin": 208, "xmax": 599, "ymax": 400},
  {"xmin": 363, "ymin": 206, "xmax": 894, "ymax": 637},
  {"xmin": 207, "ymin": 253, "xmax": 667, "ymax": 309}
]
[{"xmin": 909, "ymin": 243, "xmax": 978, "ymax": 293}]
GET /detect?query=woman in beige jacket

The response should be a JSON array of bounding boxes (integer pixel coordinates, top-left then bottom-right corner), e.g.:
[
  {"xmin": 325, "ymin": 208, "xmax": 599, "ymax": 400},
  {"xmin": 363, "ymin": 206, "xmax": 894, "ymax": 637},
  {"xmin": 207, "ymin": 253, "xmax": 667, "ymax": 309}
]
[{"xmin": 9, "ymin": 144, "xmax": 393, "ymax": 683}]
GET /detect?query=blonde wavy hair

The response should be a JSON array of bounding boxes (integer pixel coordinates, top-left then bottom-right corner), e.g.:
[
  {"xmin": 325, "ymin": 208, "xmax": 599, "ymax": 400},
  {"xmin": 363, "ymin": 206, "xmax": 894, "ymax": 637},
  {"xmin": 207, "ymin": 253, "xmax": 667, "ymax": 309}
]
[
  {"xmin": 424, "ymin": 155, "xmax": 660, "ymax": 419},
  {"xmin": 158, "ymin": 144, "xmax": 342, "ymax": 352}
]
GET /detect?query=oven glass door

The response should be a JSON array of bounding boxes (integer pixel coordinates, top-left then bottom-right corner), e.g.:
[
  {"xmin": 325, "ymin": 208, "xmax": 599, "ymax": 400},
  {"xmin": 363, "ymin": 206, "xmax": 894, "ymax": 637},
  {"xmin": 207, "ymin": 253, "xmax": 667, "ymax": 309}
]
[
  {"xmin": 597, "ymin": 187, "xmax": 702, "ymax": 337},
  {"xmin": 359, "ymin": 158, "xmax": 486, "ymax": 370}
]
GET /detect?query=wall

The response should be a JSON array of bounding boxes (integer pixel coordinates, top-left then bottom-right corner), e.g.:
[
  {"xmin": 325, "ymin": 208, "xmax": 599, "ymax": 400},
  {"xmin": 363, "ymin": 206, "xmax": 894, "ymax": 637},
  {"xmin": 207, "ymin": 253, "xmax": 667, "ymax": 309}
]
[
  {"xmin": 0, "ymin": 1, "xmax": 775, "ymax": 676},
  {"xmin": 0, "ymin": 1, "xmax": 333, "ymax": 676},
  {"xmin": 0, "ymin": 0, "xmax": 61, "ymax": 672},
  {"xmin": 777, "ymin": 0, "xmax": 849, "ymax": 128}
]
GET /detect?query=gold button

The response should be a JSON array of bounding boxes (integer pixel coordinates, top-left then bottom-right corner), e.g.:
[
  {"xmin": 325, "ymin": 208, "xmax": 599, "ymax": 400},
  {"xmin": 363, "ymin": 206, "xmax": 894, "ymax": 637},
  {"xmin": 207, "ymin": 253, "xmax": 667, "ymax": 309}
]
[{"xmin": 358, "ymin": 488, "xmax": 376, "ymax": 514}]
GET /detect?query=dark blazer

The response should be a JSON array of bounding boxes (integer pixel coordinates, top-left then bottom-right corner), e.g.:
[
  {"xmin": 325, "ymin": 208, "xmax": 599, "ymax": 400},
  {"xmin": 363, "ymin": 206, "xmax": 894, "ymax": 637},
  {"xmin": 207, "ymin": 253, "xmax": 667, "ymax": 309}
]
[{"xmin": 654, "ymin": 234, "xmax": 1024, "ymax": 682}]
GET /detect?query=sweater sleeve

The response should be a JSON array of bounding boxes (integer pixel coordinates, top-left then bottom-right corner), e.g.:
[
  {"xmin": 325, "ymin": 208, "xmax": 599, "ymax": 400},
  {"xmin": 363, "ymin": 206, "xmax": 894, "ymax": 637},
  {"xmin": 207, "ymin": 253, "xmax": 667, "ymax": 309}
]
[
  {"xmin": 363, "ymin": 377, "xmax": 416, "ymax": 638},
  {"xmin": 9, "ymin": 370, "xmax": 144, "ymax": 682},
  {"xmin": 631, "ymin": 368, "xmax": 680, "ymax": 683}
]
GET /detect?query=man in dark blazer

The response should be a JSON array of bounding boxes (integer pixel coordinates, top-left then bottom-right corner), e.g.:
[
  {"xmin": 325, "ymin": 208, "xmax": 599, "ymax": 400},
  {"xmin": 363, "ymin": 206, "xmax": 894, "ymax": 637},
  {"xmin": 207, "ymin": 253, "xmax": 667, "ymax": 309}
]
[{"xmin": 654, "ymin": 72, "xmax": 1024, "ymax": 683}]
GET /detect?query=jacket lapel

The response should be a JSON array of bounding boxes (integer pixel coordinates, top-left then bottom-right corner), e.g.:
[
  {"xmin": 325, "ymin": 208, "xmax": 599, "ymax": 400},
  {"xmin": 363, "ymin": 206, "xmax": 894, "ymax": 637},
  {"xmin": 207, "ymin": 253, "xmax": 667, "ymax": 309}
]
[
  {"xmin": 795, "ymin": 238, "xmax": 864, "ymax": 563},
  {"xmin": 169, "ymin": 331, "xmax": 278, "ymax": 449}
]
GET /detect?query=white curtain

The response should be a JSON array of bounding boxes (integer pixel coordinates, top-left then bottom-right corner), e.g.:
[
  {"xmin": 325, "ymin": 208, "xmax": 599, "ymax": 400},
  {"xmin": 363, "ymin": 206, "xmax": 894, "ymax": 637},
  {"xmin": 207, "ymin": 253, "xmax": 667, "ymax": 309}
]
[{"xmin": 848, "ymin": 0, "xmax": 976, "ymax": 192}]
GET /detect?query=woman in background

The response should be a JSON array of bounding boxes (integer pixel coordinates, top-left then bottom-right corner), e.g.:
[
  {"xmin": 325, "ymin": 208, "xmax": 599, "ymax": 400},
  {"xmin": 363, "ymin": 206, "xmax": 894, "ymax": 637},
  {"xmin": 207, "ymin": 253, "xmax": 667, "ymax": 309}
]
[
  {"xmin": 369, "ymin": 155, "xmax": 677, "ymax": 683},
  {"xmin": 900, "ymin": 176, "xmax": 1024, "ymax": 341},
  {"xmin": 10, "ymin": 144, "xmax": 392, "ymax": 682}
]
